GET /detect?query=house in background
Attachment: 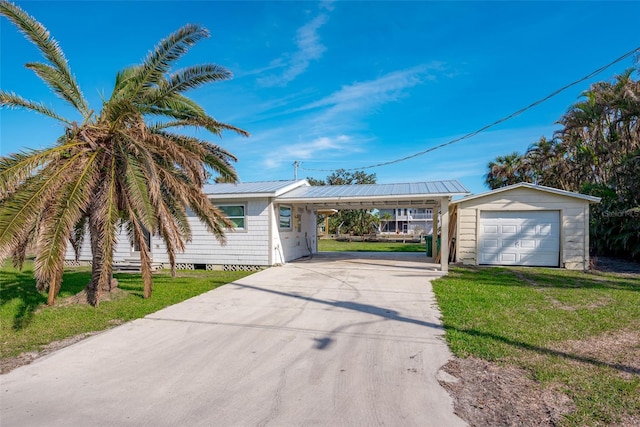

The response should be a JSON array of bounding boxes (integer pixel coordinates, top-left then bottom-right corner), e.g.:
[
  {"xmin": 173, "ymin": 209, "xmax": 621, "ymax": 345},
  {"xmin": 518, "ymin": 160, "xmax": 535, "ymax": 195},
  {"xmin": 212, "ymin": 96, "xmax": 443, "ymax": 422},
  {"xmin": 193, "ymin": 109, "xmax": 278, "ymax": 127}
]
[{"xmin": 378, "ymin": 208, "xmax": 433, "ymax": 235}]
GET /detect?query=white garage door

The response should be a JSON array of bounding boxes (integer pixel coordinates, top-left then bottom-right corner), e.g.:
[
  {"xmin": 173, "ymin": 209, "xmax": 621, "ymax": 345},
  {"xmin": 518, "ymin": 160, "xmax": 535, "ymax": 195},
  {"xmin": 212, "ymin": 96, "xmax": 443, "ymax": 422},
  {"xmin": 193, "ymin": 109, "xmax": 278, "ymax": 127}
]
[{"xmin": 479, "ymin": 211, "xmax": 560, "ymax": 266}]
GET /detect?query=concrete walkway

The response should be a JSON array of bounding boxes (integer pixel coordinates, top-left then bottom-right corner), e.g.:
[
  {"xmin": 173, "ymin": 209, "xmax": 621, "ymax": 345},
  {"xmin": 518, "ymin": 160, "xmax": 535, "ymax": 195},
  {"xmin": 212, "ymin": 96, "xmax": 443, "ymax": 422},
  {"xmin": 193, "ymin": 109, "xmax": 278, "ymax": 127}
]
[{"xmin": 1, "ymin": 253, "xmax": 466, "ymax": 427}]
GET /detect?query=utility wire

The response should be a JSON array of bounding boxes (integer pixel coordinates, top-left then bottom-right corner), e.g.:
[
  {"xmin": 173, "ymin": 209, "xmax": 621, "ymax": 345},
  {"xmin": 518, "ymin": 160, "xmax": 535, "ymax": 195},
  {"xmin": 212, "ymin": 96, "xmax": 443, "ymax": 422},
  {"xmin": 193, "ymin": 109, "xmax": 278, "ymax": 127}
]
[{"xmin": 301, "ymin": 46, "xmax": 640, "ymax": 173}]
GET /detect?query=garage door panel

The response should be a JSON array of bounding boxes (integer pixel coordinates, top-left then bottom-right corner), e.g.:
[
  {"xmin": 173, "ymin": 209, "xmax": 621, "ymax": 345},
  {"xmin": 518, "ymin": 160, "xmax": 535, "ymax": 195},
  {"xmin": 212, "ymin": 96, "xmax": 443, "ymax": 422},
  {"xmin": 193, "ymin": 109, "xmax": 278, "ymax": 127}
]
[
  {"xmin": 482, "ymin": 239, "xmax": 498, "ymax": 249},
  {"xmin": 483, "ymin": 225, "xmax": 498, "ymax": 234},
  {"xmin": 520, "ymin": 239, "xmax": 536, "ymax": 249},
  {"xmin": 500, "ymin": 253, "xmax": 517, "ymax": 263},
  {"xmin": 501, "ymin": 225, "xmax": 517, "ymax": 234},
  {"xmin": 539, "ymin": 224, "xmax": 553, "ymax": 235},
  {"xmin": 518, "ymin": 252, "xmax": 559, "ymax": 266},
  {"xmin": 479, "ymin": 211, "xmax": 559, "ymax": 267}
]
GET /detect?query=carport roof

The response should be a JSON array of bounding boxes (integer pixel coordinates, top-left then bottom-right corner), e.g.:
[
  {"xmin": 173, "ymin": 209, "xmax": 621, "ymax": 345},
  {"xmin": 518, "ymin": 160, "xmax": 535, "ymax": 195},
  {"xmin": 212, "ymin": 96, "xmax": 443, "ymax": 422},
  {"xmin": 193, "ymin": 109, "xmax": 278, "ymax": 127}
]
[{"xmin": 278, "ymin": 180, "xmax": 469, "ymax": 206}]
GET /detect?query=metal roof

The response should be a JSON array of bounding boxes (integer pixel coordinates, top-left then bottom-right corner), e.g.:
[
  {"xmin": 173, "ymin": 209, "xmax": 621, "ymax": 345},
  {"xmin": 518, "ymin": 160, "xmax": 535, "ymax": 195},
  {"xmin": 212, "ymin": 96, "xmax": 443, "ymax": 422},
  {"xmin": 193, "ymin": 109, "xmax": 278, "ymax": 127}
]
[
  {"xmin": 451, "ymin": 182, "xmax": 601, "ymax": 204},
  {"xmin": 279, "ymin": 180, "xmax": 469, "ymax": 200},
  {"xmin": 203, "ymin": 180, "xmax": 306, "ymax": 198}
]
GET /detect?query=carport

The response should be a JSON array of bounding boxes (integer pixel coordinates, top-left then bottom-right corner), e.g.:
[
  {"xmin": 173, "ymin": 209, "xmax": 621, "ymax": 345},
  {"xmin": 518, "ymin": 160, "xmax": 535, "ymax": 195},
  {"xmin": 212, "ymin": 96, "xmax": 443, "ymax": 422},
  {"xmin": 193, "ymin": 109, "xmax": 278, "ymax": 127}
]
[{"xmin": 278, "ymin": 180, "xmax": 470, "ymax": 272}]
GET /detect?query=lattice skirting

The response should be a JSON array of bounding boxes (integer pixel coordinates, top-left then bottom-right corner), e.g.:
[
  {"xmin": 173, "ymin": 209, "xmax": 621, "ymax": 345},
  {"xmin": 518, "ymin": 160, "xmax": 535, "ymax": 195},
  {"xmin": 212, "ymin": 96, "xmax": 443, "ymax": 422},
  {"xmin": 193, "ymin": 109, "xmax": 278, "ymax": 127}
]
[
  {"xmin": 173, "ymin": 263, "xmax": 261, "ymax": 272},
  {"xmin": 64, "ymin": 260, "xmax": 92, "ymax": 267},
  {"xmin": 223, "ymin": 264, "xmax": 263, "ymax": 272}
]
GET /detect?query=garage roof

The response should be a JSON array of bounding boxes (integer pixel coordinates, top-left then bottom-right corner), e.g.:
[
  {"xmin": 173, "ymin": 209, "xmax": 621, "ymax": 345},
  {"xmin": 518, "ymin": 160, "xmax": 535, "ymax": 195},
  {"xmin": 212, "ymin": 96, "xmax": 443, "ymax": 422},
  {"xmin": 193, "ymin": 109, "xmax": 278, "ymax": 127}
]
[{"xmin": 452, "ymin": 182, "xmax": 601, "ymax": 204}]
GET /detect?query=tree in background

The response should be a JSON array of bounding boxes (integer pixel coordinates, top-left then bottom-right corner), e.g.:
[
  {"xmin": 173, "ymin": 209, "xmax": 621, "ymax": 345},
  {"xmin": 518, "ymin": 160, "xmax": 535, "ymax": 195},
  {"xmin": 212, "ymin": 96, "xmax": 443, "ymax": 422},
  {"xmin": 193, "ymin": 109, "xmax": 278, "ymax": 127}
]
[
  {"xmin": 485, "ymin": 64, "xmax": 640, "ymax": 261},
  {"xmin": 0, "ymin": 1, "xmax": 247, "ymax": 305},
  {"xmin": 307, "ymin": 169, "xmax": 378, "ymax": 235},
  {"xmin": 485, "ymin": 152, "xmax": 533, "ymax": 189}
]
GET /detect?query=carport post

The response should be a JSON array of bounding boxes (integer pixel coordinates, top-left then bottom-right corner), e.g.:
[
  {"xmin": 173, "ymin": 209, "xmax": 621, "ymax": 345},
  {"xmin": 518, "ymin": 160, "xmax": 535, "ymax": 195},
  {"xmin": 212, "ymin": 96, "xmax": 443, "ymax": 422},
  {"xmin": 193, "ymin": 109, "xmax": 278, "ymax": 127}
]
[{"xmin": 440, "ymin": 197, "xmax": 449, "ymax": 272}]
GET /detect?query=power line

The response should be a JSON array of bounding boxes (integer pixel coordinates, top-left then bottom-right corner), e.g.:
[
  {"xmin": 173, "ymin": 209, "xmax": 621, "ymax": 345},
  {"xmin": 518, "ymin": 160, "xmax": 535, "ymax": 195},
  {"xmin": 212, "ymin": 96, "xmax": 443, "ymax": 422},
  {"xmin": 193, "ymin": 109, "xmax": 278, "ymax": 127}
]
[{"xmin": 300, "ymin": 46, "xmax": 640, "ymax": 173}]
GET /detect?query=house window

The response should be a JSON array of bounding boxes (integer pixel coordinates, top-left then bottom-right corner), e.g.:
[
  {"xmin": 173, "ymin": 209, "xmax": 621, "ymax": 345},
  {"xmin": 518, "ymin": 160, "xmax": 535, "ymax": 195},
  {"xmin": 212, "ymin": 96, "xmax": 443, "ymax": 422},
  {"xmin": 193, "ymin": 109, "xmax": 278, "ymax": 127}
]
[
  {"xmin": 219, "ymin": 205, "xmax": 245, "ymax": 229},
  {"xmin": 279, "ymin": 205, "xmax": 292, "ymax": 230}
]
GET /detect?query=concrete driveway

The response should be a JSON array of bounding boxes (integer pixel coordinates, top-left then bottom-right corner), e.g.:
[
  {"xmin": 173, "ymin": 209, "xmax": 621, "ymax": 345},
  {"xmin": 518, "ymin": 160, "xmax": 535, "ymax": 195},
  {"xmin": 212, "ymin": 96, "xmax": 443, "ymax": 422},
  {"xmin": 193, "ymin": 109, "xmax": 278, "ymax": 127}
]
[{"xmin": 1, "ymin": 253, "xmax": 466, "ymax": 427}]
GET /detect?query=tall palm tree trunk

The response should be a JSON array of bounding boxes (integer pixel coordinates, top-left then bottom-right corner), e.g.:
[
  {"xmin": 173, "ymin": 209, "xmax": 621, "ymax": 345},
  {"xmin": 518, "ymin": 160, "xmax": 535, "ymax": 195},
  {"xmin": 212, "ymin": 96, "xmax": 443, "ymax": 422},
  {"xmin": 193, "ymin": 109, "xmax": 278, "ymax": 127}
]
[{"xmin": 86, "ymin": 211, "xmax": 117, "ymax": 306}]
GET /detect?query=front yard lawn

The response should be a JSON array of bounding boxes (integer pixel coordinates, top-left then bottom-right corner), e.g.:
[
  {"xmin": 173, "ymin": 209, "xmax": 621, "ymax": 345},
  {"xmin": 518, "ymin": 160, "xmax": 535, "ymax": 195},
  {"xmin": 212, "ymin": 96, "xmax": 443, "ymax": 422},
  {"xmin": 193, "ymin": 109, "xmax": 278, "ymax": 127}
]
[
  {"xmin": 433, "ymin": 266, "xmax": 640, "ymax": 426},
  {"xmin": 0, "ymin": 263, "xmax": 253, "ymax": 365},
  {"xmin": 318, "ymin": 238, "xmax": 425, "ymax": 252}
]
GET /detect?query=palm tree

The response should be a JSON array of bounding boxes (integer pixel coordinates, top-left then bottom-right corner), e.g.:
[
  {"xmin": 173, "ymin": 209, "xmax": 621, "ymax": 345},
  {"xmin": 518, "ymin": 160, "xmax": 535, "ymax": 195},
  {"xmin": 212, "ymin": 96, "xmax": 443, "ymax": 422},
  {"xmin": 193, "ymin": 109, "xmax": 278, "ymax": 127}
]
[
  {"xmin": 380, "ymin": 212, "xmax": 393, "ymax": 233},
  {"xmin": 0, "ymin": 1, "xmax": 248, "ymax": 306},
  {"xmin": 485, "ymin": 152, "xmax": 532, "ymax": 189}
]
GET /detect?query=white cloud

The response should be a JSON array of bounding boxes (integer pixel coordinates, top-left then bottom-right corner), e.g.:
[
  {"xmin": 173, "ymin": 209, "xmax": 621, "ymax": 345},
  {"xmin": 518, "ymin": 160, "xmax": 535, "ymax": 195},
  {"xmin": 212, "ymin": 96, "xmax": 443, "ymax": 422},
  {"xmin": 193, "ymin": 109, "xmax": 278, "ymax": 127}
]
[
  {"xmin": 288, "ymin": 135, "xmax": 349, "ymax": 159},
  {"xmin": 298, "ymin": 64, "xmax": 443, "ymax": 117},
  {"xmin": 258, "ymin": 13, "xmax": 329, "ymax": 87},
  {"xmin": 261, "ymin": 134, "xmax": 361, "ymax": 170}
]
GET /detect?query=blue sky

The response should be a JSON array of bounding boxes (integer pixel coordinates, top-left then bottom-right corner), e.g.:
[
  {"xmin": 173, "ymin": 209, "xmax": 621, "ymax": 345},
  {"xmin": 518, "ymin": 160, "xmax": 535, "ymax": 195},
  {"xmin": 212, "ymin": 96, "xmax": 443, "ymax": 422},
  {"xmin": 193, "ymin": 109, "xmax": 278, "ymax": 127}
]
[{"xmin": 1, "ymin": 1, "xmax": 639, "ymax": 195}]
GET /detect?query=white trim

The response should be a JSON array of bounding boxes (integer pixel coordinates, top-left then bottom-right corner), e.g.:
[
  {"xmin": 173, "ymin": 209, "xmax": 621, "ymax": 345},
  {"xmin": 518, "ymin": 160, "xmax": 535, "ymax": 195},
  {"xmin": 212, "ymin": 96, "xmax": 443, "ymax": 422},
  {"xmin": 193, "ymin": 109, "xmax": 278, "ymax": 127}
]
[{"xmin": 452, "ymin": 183, "xmax": 601, "ymax": 205}]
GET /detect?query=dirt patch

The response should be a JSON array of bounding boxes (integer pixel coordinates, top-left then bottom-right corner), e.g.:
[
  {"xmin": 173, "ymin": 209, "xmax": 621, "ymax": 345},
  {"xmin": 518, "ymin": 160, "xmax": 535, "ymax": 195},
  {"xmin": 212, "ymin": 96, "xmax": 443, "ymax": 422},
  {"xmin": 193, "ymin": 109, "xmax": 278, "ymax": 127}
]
[
  {"xmin": 549, "ymin": 329, "xmax": 640, "ymax": 380},
  {"xmin": 593, "ymin": 257, "xmax": 640, "ymax": 275},
  {"xmin": 439, "ymin": 357, "xmax": 574, "ymax": 427},
  {"xmin": 1, "ymin": 331, "xmax": 102, "ymax": 374}
]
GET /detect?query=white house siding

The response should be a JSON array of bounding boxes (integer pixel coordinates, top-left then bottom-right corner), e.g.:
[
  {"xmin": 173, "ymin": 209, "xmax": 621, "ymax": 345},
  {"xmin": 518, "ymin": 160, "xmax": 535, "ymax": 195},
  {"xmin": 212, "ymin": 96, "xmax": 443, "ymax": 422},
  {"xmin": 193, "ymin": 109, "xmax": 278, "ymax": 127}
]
[
  {"xmin": 454, "ymin": 187, "xmax": 591, "ymax": 270},
  {"xmin": 152, "ymin": 198, "xmax": 271, "ymax": 267},
  {"xmin": 64, "ymin": 226, "xmax": 136, "ymax": 265}
]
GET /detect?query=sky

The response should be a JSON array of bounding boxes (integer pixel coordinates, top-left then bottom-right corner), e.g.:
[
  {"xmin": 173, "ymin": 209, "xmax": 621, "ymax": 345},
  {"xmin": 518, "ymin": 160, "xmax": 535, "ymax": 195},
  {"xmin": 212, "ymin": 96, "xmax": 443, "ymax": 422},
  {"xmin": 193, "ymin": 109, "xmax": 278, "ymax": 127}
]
[{"xmin": 1, "ymin": 1, "xmax": 639, "ymax": 195}]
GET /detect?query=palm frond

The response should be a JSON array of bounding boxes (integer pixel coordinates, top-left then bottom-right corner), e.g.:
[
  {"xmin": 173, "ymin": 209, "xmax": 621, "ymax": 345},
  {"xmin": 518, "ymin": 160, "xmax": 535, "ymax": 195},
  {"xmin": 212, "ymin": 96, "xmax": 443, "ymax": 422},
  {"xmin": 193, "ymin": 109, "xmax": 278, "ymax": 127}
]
[
  {"xmin": 142, "ymin": 93, "xmax": 207, "ymax": 119},
  {"xmin": 10, "ymin": 222, "xmax": 34, "ymax": 269},
  {"xmin": 148, "ymin": 132, "xmax": 208, "ymax": 187},
  {"xmin": 126, "ymin": 210, "xmax": 154, "ymax": 298},
  {"xmin": 0, "ymin": 90, "xmax": 72, "ymax": 124},
  {"xmin": 36, "ymin": 154, "xmax": 97, "ymax": 303},
  {"xmin": 113, "ymin": 24, "xmax": 209, "ymax": 99},
  {"xmin": 151, "ymin": 115, "xmax": 249, "ymax": 137},
  {"xmin": 0, "ymin": 143, "xmax": 84, "ymax": 197},
  {"xmin": 69, "ymin": 215, "xmax": 87, "ymax": 262},
  {"xmin": 0, "ymin": 1, "xmax": 89, "ymax": 116},
  {"xmin": 201, "ymin": 141, "xmax": 239, "ymax": 182},
  {"xmin": 184, "ymin": 186, "xmax": 232, "ymax": 242},
  {"xmin": 120, "ymin": 150, "xmax": 156, "ymax": 232},
  {"xmin": 25, "ymin": 62, "xmax": 90, "ymax": 114},
  {"xmin": 0, "ymin": 154, "xmax": 82, "ymax": 262},
  {"xmin": 147, "ymin": 64, "xmax": 232, "ymax": 103}
]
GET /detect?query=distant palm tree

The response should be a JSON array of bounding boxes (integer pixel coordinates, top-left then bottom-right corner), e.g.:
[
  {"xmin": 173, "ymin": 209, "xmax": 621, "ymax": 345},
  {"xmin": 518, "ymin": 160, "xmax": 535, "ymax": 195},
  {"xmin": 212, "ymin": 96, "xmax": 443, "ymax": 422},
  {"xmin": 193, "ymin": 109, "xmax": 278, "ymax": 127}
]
[
  {"xmin": 380, "ymin": 212, "xmax": 393, "ymax": 232},
  {"xmin": 0, "ymin": 1, "xmax": 248, "ymax": 305},
  {"xmin": 485, "ymin": 152, "xmax": 532, "ymax": 189}
]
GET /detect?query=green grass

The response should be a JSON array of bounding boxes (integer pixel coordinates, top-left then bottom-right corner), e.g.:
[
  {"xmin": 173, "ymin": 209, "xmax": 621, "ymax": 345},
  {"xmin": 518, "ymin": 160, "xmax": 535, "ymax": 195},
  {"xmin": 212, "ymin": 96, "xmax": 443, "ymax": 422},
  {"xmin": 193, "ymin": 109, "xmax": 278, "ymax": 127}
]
[
  {"xmin": 0, "ymin": 262, "xmax": 253, "ymax": 359},
  {"xmin": 432, "ymin": 266, "xmax": 640, "ymax": 426},
  {"xmin": 318, "ymin": 238, "xmax": 425, "ymax": 252}
]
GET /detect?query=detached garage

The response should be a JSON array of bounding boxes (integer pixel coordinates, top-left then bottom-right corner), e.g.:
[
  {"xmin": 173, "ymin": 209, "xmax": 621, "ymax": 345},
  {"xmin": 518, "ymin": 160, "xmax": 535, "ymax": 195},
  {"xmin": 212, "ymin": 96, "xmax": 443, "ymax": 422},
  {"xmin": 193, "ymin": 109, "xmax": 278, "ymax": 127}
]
[{"xmin": 452, "ymin": 183, "xmax": 600, "ymax": 270}]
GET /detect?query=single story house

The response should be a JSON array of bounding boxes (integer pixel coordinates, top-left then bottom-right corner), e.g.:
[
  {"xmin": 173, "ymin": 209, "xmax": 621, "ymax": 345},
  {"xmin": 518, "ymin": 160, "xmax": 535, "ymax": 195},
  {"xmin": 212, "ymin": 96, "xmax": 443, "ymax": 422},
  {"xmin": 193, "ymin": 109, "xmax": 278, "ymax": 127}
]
[
  {"xmin": 65, "ymin": 180, "xmax": 600, "ymax": 272},
  {"xmin": 452, "ymin": 183, "xmax": 600, "ymax": 270}
]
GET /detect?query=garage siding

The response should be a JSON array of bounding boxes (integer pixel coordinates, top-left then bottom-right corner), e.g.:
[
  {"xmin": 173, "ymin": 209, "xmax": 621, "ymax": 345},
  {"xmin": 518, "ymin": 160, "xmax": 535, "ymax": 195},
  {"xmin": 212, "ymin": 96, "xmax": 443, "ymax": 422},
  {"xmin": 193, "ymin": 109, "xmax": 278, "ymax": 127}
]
[{"xmin": 454, "ymin": 187, "xmax": 591, "ymax": 270}]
